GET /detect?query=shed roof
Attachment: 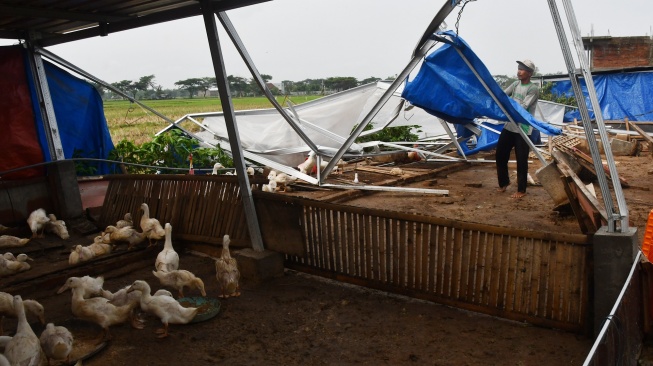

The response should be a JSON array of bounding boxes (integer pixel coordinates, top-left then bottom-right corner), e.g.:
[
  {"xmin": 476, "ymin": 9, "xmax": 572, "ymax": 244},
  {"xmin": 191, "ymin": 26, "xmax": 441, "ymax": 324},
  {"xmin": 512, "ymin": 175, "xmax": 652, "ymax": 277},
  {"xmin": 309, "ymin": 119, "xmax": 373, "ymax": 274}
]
[{"xmin": 0, "ymin": 0, "xmax": 269, "ymax": 47}]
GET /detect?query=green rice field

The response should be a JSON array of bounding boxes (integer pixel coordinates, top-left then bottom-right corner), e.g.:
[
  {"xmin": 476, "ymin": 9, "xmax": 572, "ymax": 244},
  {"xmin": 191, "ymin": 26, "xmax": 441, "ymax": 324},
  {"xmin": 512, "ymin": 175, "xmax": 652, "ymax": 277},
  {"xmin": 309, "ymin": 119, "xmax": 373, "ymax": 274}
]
[{"xmin": 104, "ymin": 95, "xmax": 322, "ymax": 145}]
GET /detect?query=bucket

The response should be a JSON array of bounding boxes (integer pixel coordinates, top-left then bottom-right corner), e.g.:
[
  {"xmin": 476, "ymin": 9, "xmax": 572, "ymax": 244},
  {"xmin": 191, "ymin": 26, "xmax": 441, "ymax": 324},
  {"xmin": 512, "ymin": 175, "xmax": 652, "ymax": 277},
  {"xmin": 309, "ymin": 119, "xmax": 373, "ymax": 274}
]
[{"xmin": 535, "ymin": 162, "xmax": 569, "ymax": 208}]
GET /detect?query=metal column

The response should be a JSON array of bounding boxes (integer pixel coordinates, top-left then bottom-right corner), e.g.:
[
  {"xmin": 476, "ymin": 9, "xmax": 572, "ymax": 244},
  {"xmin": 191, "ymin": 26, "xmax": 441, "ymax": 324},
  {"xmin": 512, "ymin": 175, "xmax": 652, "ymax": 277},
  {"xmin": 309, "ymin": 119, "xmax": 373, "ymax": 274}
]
[
  {"xmin": 321, "ymin": 0, "xmax": 462, "ymax": 181},
  {"xmin": 200, "ymin": 1, "xmax": 264, "ymax": 251},
  {"xmin": 26, "ymin": 43, "xmax": 65, "ymax": 161},
  {"xmin": 547, "ymin": 0, "xmax": 628, "ymax": 232}
]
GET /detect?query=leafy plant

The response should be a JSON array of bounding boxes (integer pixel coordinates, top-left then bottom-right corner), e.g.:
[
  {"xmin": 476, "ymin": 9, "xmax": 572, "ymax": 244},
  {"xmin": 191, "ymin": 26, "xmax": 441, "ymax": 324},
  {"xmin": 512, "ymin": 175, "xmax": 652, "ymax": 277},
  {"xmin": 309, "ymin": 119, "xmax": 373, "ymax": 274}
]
[
  {"xmin": 108, "ymin": 128, "xmax": 232, "ymax": 174},
  {"xmin": 72, "ymin": 148, "xmax": 98, "ymax": 176},
  {"xmin": 353, "ymin": 123, "xmax": 421, "ymax": 145}
]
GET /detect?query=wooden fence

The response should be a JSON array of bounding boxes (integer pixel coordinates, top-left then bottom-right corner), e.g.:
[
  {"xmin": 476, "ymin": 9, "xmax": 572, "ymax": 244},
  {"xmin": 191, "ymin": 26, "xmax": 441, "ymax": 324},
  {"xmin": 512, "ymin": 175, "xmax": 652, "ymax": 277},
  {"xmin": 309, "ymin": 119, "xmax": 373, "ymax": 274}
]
[
  {"xmin": 98, "ymin": 174, "xmax": 255, "ymax": 246},
  {"xmin": 98, "ymin": 175, "xmax": 593, "ymax": 332},
  {"xmin": 258, "ymin": 193, "xmax": 593, "ymax": 333}
]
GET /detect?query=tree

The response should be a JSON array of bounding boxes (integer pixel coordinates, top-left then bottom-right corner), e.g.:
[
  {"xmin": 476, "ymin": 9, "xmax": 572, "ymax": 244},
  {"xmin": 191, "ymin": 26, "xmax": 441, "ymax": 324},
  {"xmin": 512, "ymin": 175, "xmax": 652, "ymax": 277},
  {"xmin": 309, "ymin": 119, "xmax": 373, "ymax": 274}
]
[
  {"xmin": 227, "ymin": 75, "xmax": 248, "ymax": 97},
  {"xmin": 199, "ymin": 77, "xmax": 217, "ymax": 97},
  {"xmin": 360, "ymin": 77, "xmax": 381, "ymax": 85},
  {"xmin": 324, "ymin": 77, "xmax": 358, "ymax": 92},
  {"xmin": 134, "ymin": 75, "xmax": 156, "ymax": 98},
  {"xmin": 174, "ymin": 78, "xmax": 204, "ymax": 98},
  {"xmin": 112, "ymin": 80, "xmax": 137, "ymax": 100}
]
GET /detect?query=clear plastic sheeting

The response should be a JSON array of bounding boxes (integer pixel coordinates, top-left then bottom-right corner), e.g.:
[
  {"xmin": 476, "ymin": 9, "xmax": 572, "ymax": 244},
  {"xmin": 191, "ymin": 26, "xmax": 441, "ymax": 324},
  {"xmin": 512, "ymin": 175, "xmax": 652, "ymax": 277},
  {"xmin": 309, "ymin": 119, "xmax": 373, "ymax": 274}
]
[{"xmin": 197, "ymin": 82, "xmax": 447, "ymax": 167}]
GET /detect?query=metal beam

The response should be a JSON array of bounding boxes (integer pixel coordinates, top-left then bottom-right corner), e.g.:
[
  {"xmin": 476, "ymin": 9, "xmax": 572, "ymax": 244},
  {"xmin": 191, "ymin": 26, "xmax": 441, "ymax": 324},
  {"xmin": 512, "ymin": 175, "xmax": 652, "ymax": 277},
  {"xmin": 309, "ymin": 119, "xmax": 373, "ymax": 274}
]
[
  {"xmin": 0, "ymin": 4, "xmax": 131, "ymax": 23},
  {"xmin": 25, "ymin": 44, "xmax": 65, "ymax": 161},
  {"xmin": 547, "ymin": 0, "xmax": 626, "ymax": 232},
  {"xmin": 200, "ymin": 1, "xmax": 264, "ymax": 251},
  {"xmin": 216, "ymin": 11, "xmax": 319, "ymax": 153},
  {"xmin": 321, "ymin": 0, "xmax": 461, "ymax": 182}
]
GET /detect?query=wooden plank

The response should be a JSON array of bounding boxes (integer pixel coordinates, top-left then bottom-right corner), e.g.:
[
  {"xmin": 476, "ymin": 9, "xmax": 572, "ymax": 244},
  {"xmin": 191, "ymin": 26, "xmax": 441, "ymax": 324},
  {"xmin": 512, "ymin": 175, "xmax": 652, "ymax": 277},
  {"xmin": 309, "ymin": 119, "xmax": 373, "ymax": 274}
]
[
  {"xmin": 520, "ymin": 238, "xmax": 535, "ymax": 314},
  {"xmin": 513, "ymin": 237, "xmax": 527, "ymax": 313},
  {"xmin": 427, "ymin": 225, "xmax": 438, "ymax": 293},
  {"xmin": 381, "ymin": 218, "xmax": 390, "ymax": 284},
  {"xmin": 545, "ymin": 241, "xmax": 559, "ymax": 319},
  {"xmin": 406, "ymin": 221, "xmax": 416, "ymax": 289},
  {"xmin": 435, "ymin": 225, "xmax": 446, "ymax": 296},
  {"xmin": 364, "ymin": 215, "xmax": 373, "ymax": 281},
  {"xmin": 346, "ymin": 211, "xmax": 356, "ymax": 276},
  {"xmin": 451, "ymin": 228, "xmax": 462, "ymax": 299},
  {"xmin": 443, "ymin": 227, "xmax": 454, "ymax": 297},
  {"xmin": 392, "ymin": 219, "xmax": 400, "ymax": 286},
  {"xmin": 420, "ymin": 224, "xmax": 430, "ymax": 291},
  {"xmin": 478, "ymin": 232, "xmax": 492, "ymax": 306},
  {"xmin": 466, "ymin": 230, "xmax": 480, "ymax": 302},
  {"xmin": 370, "ymin": 216, "xmax": 379, "ymax": 281},
  {"xmin": 488, "ymin": 233, "xmax": 503, "ymax": 307},
  {"xmin": 322, "ymin": 209, "xmax": 332, "ymax": 271}
]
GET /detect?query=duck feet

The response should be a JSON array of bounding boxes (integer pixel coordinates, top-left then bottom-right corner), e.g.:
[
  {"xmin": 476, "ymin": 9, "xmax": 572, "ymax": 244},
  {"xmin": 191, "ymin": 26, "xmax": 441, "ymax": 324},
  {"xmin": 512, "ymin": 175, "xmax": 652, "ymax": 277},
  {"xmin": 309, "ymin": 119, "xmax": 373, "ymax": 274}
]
[{"xmin": 154, "ymin": 327, "xmax": 169, "ymax": 338}]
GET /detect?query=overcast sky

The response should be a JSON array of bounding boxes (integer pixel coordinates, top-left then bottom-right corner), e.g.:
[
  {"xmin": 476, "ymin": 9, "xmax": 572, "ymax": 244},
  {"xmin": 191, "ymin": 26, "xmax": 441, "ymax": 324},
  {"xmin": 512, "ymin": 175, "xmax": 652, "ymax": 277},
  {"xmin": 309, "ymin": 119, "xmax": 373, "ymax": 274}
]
[{"xmin": 2, "ymin": 0, "xmax": 652, "ymax": 89}]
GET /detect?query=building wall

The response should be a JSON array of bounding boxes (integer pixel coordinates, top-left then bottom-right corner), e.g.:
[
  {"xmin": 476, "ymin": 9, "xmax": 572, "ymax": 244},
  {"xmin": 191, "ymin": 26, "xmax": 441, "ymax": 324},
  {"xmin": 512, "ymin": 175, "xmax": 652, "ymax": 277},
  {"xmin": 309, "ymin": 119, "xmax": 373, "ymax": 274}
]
[{"xmin": 585, "ymin": 36, "xmax": 653, "ymax": 70}]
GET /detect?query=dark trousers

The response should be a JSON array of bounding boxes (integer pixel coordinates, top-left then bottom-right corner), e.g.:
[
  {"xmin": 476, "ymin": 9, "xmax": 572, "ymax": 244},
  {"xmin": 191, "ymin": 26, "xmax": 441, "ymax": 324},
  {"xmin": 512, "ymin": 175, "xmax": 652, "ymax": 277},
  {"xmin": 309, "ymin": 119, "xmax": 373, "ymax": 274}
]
[{"xmin": 496, "ymin": 129, "xmax": 530, "ymax": 193}]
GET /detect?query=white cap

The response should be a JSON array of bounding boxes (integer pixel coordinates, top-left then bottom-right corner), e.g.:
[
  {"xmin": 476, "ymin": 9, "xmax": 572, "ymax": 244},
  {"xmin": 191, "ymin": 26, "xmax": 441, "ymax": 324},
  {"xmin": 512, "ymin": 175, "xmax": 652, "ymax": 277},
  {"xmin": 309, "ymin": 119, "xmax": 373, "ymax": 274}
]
[{"xmin": 516, "ymin": 59, "xmax": 535, "ymax": 73}]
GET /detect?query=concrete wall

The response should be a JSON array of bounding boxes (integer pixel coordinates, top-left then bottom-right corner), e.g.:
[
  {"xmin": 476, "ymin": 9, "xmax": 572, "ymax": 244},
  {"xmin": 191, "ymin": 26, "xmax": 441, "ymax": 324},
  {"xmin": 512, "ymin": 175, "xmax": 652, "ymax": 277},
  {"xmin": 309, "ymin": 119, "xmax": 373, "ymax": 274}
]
[{"xmin": 0, "ymin": 177, "xmax": 54, "ymax": 226}]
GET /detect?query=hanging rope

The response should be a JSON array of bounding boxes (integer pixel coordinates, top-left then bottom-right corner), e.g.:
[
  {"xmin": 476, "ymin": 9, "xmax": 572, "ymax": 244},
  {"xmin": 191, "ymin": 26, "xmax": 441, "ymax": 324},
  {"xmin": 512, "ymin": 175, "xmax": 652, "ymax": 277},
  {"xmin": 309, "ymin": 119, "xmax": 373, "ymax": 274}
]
[{"xmin": 455, "ymin": 0, "xmax": 477, "ymax": 36}]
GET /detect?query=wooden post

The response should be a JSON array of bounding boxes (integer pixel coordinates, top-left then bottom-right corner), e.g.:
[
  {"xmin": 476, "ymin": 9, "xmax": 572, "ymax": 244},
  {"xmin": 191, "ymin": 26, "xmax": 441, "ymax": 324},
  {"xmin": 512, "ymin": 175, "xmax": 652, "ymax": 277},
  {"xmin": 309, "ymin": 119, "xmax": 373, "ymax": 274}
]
[{"xmin": 624, "ymin": 117, "xmax": 630, "ymax": 141}]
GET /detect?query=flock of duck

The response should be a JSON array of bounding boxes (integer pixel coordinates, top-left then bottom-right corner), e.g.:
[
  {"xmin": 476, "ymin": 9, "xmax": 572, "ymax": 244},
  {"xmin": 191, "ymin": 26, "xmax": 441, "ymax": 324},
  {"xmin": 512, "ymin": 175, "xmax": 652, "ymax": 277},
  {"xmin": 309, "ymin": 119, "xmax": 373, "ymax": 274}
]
[{"xmin": 0, "ymin": 202, "xmax": 242, "ymax": 365}]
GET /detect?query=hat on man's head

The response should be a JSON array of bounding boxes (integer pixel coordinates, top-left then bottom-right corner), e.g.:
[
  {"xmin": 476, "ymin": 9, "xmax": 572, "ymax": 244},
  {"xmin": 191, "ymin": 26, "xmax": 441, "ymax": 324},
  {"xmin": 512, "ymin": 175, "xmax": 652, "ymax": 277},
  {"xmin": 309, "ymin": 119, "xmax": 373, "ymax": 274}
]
[{"xmin": 516, "ymin": 59, "xmax": 535, "ymax": 73}]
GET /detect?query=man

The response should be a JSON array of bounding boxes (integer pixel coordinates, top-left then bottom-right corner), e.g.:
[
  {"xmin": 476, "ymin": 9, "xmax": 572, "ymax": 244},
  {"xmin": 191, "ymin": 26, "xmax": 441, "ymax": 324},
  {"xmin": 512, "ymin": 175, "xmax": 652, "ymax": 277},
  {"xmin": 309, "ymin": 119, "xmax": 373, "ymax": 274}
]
[{"xmin": 496, "ymin": 59, "xmax": 539, "ymax": 199}]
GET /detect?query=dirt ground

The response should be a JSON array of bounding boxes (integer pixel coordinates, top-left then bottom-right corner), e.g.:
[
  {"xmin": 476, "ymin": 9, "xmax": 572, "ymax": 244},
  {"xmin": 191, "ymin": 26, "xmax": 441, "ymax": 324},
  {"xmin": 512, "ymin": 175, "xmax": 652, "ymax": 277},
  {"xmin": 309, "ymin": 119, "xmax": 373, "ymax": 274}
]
[{"xmin": 2, "ymin": 151, "xmax": 653, "ymax": 365}]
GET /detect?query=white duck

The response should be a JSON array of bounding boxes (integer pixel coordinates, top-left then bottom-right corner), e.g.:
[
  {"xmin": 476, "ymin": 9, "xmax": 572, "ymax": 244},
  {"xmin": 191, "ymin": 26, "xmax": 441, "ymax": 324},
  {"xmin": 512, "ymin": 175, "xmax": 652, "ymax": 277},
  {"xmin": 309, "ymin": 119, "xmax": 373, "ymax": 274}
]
[
  {"xmin": 40, "ymin": 323, "xmax": 73, "ymax": 365},
  {"xmin": 0, "ymin": 253, "xmax": 33, "ymax": 277},
  {"xmin": 262, "ymin": 179, "xmax": 277, "ymax": 193},
  {"xmin": 77, "ymin": 276, "xmax": 112, "ymax": 299},
  {"xmin": 127, "ymin": 280, "xmax": 198, "ymax": 338},
  {"xmin": 57, "ymin": 277, "xmax": 134, "ymax": 341},
  {"xmin": 104, "ymin": 225, "xmax": 145, "ymax": 250},
  {"xmin": 87, "ymin": 241, "xmax": 112, "ymax": 257},
  {"xmin": 155, "ymin": 223, "xmax": 179, "ymax": 272},
  {"xmin": 297, "ymin": 150, "xmax": 317, "ymax": 175},
  {"xmin": 0, "ymin": 235, "xmax": 30, "ymax": 248},
  {"xmin": 4, "ymin": 295, "xmax": 46, "ymax": 366},
  {"xmin": 140, "ymin": 203, "xmax": 165, "ymax": 247},
  {"xmin": 68, "ymin": 245, "xmax": 95, "ymax": 265},
  {"xmin": 267, "ymin": 170, "xmax": 297, "ymax": 192},
  {"xmin": 103, "ymin": 285, "xmax": 146, "ymax": 329},
  {"xmin": 215, "ymin": 234, "xmax": 241, "ymax": 298},
  {"xmin": 27, "ymin": 208, "xmax": 50, "ymax": 239},
  {"xmin": 152, "ymin": 270, "xmax": 206, "ymax": 298},
  {"xmin": 0, "ymin": 292, "xmax": 45, "ymax": 335},
  {"xmin": 45, "ymin": 214, "xmax": 70, "ymax": 240},
  {"xmin": 115, "ymin": 213, "xmax": 133, "ymax": 229},
  {"xmin": 211, "ymin": 162, "xmax": 224, "ymax": 175}
]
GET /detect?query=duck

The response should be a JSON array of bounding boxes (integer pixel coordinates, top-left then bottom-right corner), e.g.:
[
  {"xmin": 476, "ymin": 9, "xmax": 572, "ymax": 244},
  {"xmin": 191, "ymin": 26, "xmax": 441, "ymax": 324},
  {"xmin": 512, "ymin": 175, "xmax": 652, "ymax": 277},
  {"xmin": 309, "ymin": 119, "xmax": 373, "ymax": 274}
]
[
  {"xmin": 0, "ymin": 224, "xmax": 8, "ymax": 232},
  {"xmin": 211, "ymin": 162, "xmax": 224, "ymax": 175},
  {"xmin": 140, "ymin": 203, "xmax": 165, "ymax": 247},
  {"xmin": 297, "ymin": 151, "xmax": 317, "ymax": 175},
  {"xmin": 57, "ymin": 277, "xmax": 134, "ymax": 341},
  {"xmin": 0, "ymin": 235, "xmax": 30, "ymax": 248},
  {"xmin": 0, "ymin": 354, "xmax": 7, "ymax": 366},
  {"xmin": 0, "ymin": 292, "xmax": 45, "ymax": 335},
  {"xmin": 87, "ymin": 241, "xmax": 112, "ymax": 257},
  {"xmin": 155, "ymin": 223, "xmax": 179, "ymax": 272},
  {"xmin": 68, "ymin": 245, "xmax": 95, "ymax": 265},
  {"xmin": 45, "ymin": 214, "xmax": 70, "ymax": 240},
  {"xmin": 215, "ymin": 234, "xmax": 241, "ymax": 298},
  {"xmin": 27, "ymin": 208, "xmax": 50, "ymax": 239},
  {"xmin": 267, "ymin": 170, "xmax": 296, "ymax": 192},
  {"xmin": 40, "ymin": 322, "xmax": 74, "ymax": 365},
  {"xmin": 0, "ymin": 253, "xmax": 33, "ymax": 277},
  {"xmin": 77, "ymin": 275, "xmax": 112, "ymax": 299},
  {"xmin": 103, "ymin": 285, "xmax": 146, "ymax": 329},
  {"xmin": 126, "ymin": 280, "xmax": 198, "ymax": 338},
  {"xmin": 152, "ymin": 270, "xmax": 206, "ymax": 298},
  {"xmin": 104, "ymin": 225, "xmax": 145, "ymax": 250},
  {"xmin": 115, "ymin": 213, "xmax": 133, "ymax": 229},
  {"xmin": 262, "ymin": 178, "xmax": 277, "ymax": 193},
  {"xmin": 4, "ymin": 295, "xmax": 46, "ymax": 366}
]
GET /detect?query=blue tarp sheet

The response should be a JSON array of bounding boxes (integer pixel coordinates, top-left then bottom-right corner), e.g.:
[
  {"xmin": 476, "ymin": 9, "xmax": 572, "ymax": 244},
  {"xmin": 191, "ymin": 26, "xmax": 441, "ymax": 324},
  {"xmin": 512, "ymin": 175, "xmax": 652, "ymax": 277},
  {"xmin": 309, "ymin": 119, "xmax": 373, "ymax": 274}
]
[
  {"xmin": 401, "ymin": 31, "xmax": 562, "ymax": 138},
  {"xmin": 551, "ymin": 72, "xmax": 653, "ymax": 122},
  {"xmin": 25, "ymin": 57, "xmax": 114, "ymax": 175}
]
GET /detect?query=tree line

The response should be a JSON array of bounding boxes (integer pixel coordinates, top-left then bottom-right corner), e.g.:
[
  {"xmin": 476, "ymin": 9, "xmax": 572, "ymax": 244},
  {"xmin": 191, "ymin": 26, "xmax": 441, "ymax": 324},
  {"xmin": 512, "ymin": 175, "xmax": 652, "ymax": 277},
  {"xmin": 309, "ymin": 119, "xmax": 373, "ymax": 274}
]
[
  {"xmin": 93, "ymin": 71, "xmax": 574, "ymax": 107},
  {"xmin": 93, "ymin": 74, "xmax": 387, "ymax": 100}
]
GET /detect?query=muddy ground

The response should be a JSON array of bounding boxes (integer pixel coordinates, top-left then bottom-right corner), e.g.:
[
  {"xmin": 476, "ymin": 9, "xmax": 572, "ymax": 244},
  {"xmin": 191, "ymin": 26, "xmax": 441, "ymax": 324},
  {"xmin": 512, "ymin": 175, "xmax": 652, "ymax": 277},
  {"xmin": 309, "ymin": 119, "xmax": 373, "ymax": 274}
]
[{"xmin": 2, "ymin": 151, "xmax": 653, "ymax": 365}]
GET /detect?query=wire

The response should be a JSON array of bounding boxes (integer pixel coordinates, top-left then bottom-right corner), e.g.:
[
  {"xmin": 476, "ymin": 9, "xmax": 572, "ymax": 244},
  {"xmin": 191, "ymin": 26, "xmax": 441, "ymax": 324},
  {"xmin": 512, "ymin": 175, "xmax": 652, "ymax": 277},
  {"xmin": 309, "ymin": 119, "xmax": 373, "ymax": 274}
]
[{"xmin": 455, "ymin": 0, "xmax": 477, "ymax": 36}]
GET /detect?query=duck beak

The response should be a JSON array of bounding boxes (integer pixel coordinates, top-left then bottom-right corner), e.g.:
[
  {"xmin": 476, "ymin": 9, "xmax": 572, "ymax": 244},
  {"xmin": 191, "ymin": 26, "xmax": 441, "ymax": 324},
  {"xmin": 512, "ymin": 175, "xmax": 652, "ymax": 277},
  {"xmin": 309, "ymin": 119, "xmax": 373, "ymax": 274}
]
[
  {"xmin": 39, "ymin": 314, "xmax": 45, "ymax": 324},
  {"xmin": 26, "ymin": 256, "xmax": 34, "ymax": 262},
  {"xmin": 56, "ymin": 283, "xmax": 69, "ymax": 294},
  {"xmin": 126, "ymin": 285, "xmax": 135, "ymax": 293}
]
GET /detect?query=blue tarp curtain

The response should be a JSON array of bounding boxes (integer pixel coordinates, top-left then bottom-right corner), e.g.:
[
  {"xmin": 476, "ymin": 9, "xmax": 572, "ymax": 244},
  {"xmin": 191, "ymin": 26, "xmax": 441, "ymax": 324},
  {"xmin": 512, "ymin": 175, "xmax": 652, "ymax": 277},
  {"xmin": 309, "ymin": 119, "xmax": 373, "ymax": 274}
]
[
  {"xmin": 551, "ymin": 71, "xmax": 653, "ymax": 122},
  {"xmin": 401, "ymin": 30, "xmax": 562, "ymax": 137},
  {"xmin": 24, "ymin": 55, "xmax": 114, "ymax": 175}
]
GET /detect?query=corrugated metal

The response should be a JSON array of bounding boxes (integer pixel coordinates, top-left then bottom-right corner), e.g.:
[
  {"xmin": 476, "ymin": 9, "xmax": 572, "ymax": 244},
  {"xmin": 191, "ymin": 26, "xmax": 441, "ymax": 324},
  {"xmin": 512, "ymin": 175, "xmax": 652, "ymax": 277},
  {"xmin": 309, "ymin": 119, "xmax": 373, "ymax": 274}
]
[{"xmin": 0, "ymin": 0, "xmax": 270, "ymax": 45}]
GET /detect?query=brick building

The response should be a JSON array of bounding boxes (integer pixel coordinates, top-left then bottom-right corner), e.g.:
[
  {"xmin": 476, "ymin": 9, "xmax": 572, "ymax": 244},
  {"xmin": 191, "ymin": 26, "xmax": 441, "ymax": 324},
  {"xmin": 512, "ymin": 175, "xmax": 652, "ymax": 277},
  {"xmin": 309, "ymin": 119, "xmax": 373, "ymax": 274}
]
[{"xmin": 582, "ymin": 35, "xmax": 653, "ymax": 70}]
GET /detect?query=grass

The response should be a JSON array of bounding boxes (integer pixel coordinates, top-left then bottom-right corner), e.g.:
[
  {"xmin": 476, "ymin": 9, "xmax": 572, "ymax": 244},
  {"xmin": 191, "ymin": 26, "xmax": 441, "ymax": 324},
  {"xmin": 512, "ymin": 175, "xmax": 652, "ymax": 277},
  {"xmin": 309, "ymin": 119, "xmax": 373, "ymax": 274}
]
[{"xmin": 104, "ymin": 95, "xmax": 323, "ymax": 145}]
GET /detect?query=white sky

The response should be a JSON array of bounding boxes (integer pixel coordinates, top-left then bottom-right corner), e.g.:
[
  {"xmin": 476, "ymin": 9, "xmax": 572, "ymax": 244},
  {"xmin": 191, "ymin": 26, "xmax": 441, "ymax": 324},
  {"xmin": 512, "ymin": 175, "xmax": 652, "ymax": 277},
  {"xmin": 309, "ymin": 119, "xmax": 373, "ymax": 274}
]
[{"xmin": 2, "ymin": 0, "xmax": 652, "ymax": 89}]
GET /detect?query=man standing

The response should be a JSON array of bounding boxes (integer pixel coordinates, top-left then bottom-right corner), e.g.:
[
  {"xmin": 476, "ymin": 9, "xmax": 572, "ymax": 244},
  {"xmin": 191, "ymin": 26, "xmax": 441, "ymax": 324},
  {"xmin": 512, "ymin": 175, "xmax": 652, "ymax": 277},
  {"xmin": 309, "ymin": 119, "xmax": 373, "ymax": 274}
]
[{"xmin": 496, "ymin": 59, "xmax": 539, "ymax": 199}]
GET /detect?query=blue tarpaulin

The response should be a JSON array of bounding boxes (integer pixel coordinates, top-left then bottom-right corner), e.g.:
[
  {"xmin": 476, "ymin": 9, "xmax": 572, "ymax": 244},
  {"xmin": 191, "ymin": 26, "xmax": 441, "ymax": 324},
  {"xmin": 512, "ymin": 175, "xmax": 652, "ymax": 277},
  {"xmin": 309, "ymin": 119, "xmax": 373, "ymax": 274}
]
[
  {"xmin": 24, "ymin": 56, "xmax": 114, "ymax": 175},
  {"xmin": 551, "ymin": 71, "xmax": 653, "ymax": 122},
  {"xmin": 402, "ymin": 31, "xmax": 562, "ymax": 138}
]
